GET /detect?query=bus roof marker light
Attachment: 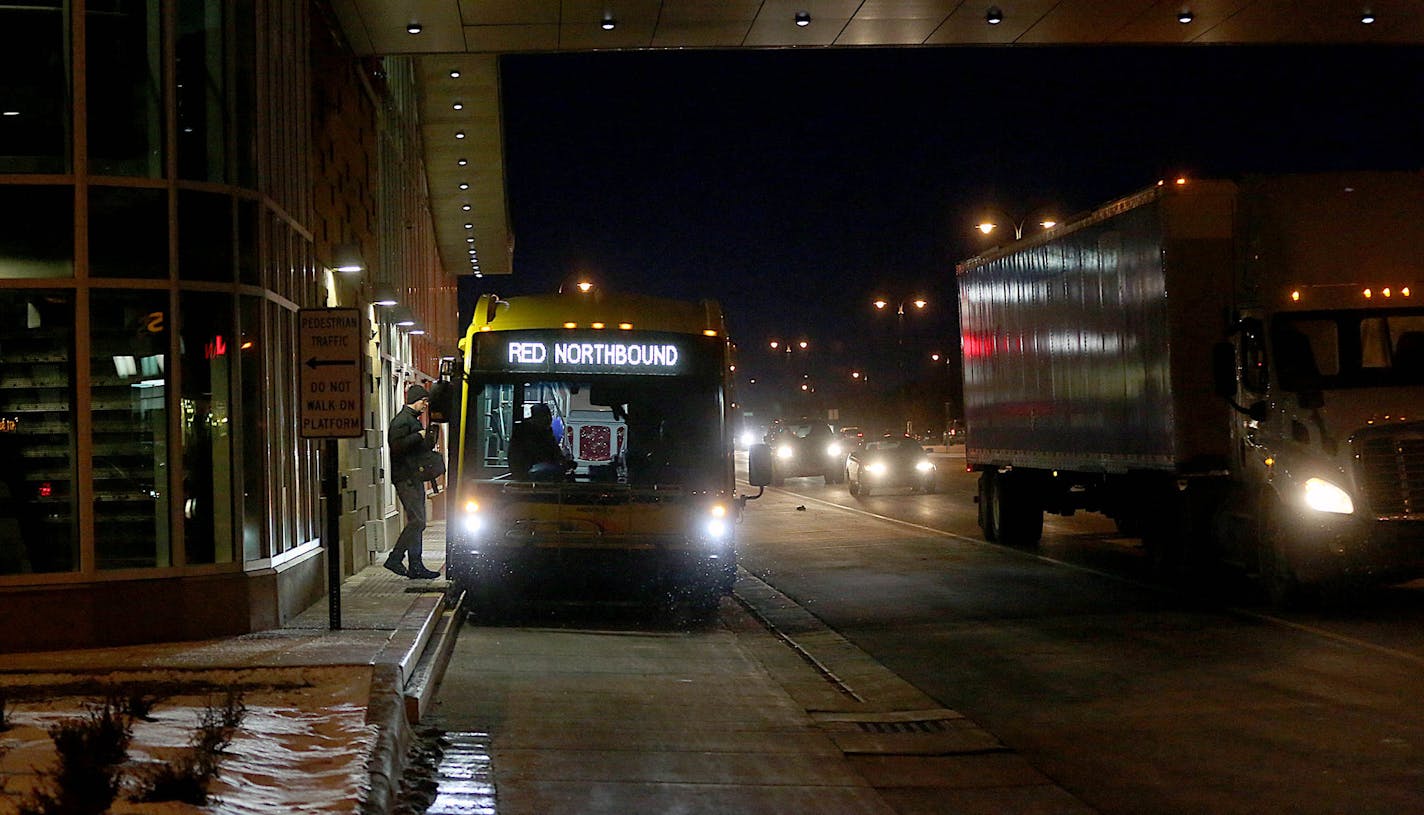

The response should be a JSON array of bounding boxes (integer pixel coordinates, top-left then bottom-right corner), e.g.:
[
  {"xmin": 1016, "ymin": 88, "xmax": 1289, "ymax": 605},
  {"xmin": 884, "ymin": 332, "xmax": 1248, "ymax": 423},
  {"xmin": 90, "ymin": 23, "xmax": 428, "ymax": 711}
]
[
  {"xmin": 1364, "ymin": 288, "xmax": 1373, "ymax": 299},
  {"xmin": 1403, "ymin": 287, "xmax": 1411, "ymax": 297},
  {"xmin": 1291, "ymin": 290, "xmax": 1301, "ymax": 302},
  {"xmin": 591, "ymin": 322, "xmax": 605, "ymax": 329},
  {"xmin": 618, "ymin": 322, "xmax": 633, "ymax": 330},
  {"xmin": 1383, "ymin": 287, "xmax": 1392, "ymax": 298},
  {"xmin": 703, "ymin": 329, "xmax": 719, "ymax": 337},
  {"xmin": 563, "ymin": 322, "xmax": 577, "ymax": 329}
]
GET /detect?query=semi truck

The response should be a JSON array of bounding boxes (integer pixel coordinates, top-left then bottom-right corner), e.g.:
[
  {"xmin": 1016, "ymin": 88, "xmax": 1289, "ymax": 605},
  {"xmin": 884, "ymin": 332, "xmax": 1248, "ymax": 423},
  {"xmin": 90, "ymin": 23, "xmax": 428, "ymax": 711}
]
[
  {"xmin": 957, "ymin": 172, "xmax": 1424, "ymax": 601},
  {"xmin": 436, "ymin": 291, "xmax": 770, "ymax": 616}
]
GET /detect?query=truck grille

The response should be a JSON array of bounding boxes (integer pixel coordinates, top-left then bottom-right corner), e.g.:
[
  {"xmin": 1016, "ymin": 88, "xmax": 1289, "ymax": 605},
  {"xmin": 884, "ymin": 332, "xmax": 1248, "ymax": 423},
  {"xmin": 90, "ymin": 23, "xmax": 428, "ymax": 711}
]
[{"xmin": 1354, "ymin": 428, "xmax": 1424, "ymax": 518}]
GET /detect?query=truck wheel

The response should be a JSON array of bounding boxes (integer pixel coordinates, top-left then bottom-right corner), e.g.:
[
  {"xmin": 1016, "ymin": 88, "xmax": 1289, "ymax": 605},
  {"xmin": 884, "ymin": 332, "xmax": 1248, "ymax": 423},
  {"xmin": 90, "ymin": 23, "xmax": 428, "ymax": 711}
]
[
  {"xmin": 978, "ymin": 472, "xmax": 999, "ymax": 542},
  {"xmin": 848, "ymin": 476, "xmax": 862, "ymax": 498},
  {"xmin": 992, "ymin": 471, "xmax": 1043, "ymax": 547}
]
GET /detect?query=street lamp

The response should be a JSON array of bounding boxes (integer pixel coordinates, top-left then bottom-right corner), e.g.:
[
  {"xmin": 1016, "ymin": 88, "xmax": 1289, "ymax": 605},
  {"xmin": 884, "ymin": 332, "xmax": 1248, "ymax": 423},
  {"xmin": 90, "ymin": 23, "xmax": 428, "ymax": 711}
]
[{"xmin": 975, "ymin": 208, "xmax": 1058, "ymax": 240}]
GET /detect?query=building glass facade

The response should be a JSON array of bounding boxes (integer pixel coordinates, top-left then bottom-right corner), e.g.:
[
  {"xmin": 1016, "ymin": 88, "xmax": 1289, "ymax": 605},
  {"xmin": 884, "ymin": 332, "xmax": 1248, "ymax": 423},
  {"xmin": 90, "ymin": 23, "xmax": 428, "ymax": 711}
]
[{"xmin": 0, "ymin": 0, "xmax": 455, "ymax": 652}]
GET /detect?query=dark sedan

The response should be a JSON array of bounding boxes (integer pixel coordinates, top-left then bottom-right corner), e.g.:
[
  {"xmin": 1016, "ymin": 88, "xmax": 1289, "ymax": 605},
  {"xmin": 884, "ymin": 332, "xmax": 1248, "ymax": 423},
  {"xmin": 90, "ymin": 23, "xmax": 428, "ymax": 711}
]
[{"xmin": 846, "ymin": 436, "xmax": 938, "ymax": 497}]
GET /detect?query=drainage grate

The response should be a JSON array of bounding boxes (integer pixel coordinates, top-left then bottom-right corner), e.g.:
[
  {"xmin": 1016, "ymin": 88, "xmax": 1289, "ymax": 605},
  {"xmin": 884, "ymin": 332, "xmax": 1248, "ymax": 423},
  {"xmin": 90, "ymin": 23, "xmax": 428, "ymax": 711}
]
[{"xmin": 856, "ymin": 718, "xmax": 955, "ymax": 734}]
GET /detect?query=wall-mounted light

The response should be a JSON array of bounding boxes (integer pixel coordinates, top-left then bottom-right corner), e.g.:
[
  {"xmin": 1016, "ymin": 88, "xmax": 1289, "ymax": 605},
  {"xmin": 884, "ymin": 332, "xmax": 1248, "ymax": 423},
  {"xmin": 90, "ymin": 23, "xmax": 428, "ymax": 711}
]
[
  {"xmin": 1361, "ymin": 11, "xmax": 1376, "ymax": 24},
  {"xmin": 394, "ymin": 307, "xmax": 416, "ymax": 327},
  {"xmin": 1177, "ymin": 9, "xmax": 1194, "ymax": 23},
  {"xmin": 601, "ymin": 16, "xmax": 616, "ymax": 30},
  {"xmin": 406, "ymin": 21, "xmax": 422, "ymax": 34},
  {"xmin": 986, "ymin": 6, "xmax": 1003, "ymax": 24},
  {"xmin": 795, "ymin": 11, "xmax": 811, "ymax": 26},
  {"xmin": 333, "ymin": 243, "xmax": 364, "ymax": 273},
  {"xmin": 371, "ymin": 285, "xmax": 398, "ymax": 307},
  {"xmin": 407, "ymin": 326, "xmax": 427, "ymax": 336}
]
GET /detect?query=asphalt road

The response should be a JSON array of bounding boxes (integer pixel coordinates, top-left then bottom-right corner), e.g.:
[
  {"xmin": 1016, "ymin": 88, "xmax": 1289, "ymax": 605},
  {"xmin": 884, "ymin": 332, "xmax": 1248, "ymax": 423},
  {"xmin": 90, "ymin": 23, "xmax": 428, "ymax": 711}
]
[{"xmin": 740, "ymin": 449, "xmax": 1424, "ymax": 814}]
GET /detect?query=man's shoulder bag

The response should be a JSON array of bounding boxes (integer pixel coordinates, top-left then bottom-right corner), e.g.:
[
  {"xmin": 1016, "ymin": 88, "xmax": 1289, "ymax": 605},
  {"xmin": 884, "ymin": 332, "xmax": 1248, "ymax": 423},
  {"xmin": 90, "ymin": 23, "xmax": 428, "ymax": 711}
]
[{"xmin": 416, "ymin": 449, "xmax": 446, "ymax": 482}]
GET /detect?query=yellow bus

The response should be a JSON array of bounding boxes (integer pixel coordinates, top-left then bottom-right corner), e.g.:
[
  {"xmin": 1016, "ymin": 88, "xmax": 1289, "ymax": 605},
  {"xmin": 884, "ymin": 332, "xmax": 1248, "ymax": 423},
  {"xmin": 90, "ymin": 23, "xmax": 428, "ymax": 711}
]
[{"xmin": 439, "ymin": 291, "xmax": 769, "ymax": 616}]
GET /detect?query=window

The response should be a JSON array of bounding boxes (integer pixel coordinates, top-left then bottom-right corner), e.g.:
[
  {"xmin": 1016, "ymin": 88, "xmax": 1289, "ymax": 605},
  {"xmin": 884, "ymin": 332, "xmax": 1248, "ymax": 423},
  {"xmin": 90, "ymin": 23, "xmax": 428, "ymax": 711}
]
[
  {"xmin": 91, "ymin": 290, "xmax": 171, "ymax": 569},
  {"xmin": 88, "ymin": 0, "xmax": 164, "ymax": 177},
  {"xmin": 0, "ymin": 291, "xmax": 77, "ymax": 574},
  {"xmin": 89, "ymin": 185, "xmax": 168, "ymax": 278},
  {"xmin": 180, "ymin": 291, "xmax": 235, "ymax": 564},
  {"xmin": 0, "ymin": 2, "xmax": 70, "ymax": 173},
  {"xmin": 0, "ymin": 185, "xmax": 73, "ymax": 279}
]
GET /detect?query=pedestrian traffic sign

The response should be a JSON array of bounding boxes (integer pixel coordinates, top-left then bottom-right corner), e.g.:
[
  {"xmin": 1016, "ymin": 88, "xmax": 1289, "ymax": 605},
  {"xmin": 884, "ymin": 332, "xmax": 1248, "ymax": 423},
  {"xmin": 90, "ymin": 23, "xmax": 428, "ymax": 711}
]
[{"xmin": 298, "ymin": 308, "xmax": 364, "ymax": 438}]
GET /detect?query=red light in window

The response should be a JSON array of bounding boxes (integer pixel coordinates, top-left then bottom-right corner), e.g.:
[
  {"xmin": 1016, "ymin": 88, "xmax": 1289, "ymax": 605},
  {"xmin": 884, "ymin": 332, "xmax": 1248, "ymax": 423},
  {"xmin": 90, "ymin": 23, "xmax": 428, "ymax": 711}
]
[
  {"xmin": 38, "ymin": 482, "xmax": 52, "ymax": 498},
  {"xmin": 204, "ymin": 335, "xmax": 228, "ymax": 360}
]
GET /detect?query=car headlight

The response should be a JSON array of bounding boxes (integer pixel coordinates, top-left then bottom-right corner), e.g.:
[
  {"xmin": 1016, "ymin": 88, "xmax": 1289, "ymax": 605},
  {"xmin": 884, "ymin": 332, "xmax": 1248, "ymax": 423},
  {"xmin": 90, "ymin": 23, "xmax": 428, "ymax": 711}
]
[
  {"xmin": 461, "ymin": 499, "xmax": 484, "ymax": 535},
  {"xmin": 865, "ymin": 461, "xmax": 887, "ymax": 475},
  {"xmin": 776, "ymin": 445, "xmax": 794, "ymax": 460},
  {"xmin": 915, "ymin": 460, "xmax": 935, "ymax": 473},
  {"xmin": 825, "ymin": 441, "xmax": 843, "ymax": 457},
  {"xmin": 1302, "ymin": 477, "xmax": 1353, "ymax": 514}
]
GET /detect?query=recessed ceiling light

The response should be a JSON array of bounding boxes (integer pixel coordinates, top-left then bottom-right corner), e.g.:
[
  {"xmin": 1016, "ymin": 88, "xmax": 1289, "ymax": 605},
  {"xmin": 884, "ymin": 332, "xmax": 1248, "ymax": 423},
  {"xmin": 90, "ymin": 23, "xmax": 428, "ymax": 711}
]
[
  {"xmin": 1178, "ymin": 10, "xmax": 1194, "ymax": 23},
  {"xmin": 795, "ymin": 11, "xmax": 811, "ymax": 26},
  {"xmin": 406, "ymin": 22, "xmax": 422, "ymax": 34},
  {"xmin": 449, "ymin": 69, "xmax": 461, "ymax": 78},
  {"xmin": 464, "ymin": 223, "xmax": 474, "ymax": 229},
  {"xmin": 452, "ymin": 102, "xmax": 463, "ymax": 110},
  {"xmin": 1, "ymin": 111, "xmax": 19, "ymax": 117},
  {"xmin": 466, "ymin": 237, "xmax": 474, "ymax": 243},
  {"xmin": 462, "ymin": 204, "xmax": 471, "ymax": 211},
  {"xmin": 1361, "ymin": 11, "xmax": 1376, "ymax": 24},
  {"xmin": 457, "ymin": 158, "xmax": 468, "ymax": 166},
  {"xmin": 986, "ymin": 6, "xmax": 1003, "ymax": 24},
  {"xmin": 601, "ymin": 16, "xmax": 616, "ymax": 30},
  {"xmin": 459, "ymin": 183, "xmax": 469, "ymax": 190},
  {"xmin": 455, "ymin": 131, "xmax": 465, "ymax": 139}
]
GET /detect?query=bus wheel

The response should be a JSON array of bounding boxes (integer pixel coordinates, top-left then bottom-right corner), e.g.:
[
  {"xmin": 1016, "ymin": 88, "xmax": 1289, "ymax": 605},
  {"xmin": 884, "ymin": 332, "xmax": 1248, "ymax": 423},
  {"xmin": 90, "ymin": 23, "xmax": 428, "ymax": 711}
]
[{"xmin": 992, "ymin": 471, "xmax": 1043, "ymax": 547}]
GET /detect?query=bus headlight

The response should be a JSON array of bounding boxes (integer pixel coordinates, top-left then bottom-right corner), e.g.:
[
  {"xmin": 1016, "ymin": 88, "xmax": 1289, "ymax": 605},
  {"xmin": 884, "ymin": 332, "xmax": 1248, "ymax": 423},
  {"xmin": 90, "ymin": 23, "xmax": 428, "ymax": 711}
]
[
  {"xmin": 1302, "ymin": 478, "xmax": 1353, "ymax": 514},
  {"xmin": 461, "ymin": 499, "xmax": 484, "ymax": 535},
  {"xmin": 704, "ymin": 504, "xmax": 730, "ymax": 540},
  {"xmin": 776, "ymin": 445, "xmax": 794, "ymax": 460}
]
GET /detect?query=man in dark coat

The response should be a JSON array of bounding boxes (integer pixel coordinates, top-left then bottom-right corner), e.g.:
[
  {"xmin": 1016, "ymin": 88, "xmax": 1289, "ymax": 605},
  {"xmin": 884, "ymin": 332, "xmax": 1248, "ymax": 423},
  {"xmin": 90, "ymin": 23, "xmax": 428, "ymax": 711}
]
[{"xmin": 385, "ymin": 384, "xmax": 441, "ymax": 579}]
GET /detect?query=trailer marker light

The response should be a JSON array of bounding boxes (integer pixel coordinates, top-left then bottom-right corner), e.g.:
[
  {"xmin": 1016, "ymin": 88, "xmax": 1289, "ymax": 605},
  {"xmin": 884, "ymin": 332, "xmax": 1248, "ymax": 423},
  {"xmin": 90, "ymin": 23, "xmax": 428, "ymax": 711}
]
[
  {"xmin": 563, "ymin": 322, "xmax": 577, "ymax": 328},
  {"xmin": 619, "ymin": 322, "xmax": 633, "ymax": 330},
  {"xmin": 591, "ymin": 322, "xmax": 605, "ymax": 329}
]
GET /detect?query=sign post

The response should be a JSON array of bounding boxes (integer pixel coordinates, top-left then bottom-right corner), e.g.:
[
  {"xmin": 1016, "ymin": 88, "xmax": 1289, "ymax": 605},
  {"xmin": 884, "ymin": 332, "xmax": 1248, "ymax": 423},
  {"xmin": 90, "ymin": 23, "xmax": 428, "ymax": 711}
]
[{"xmin": 298, "ymin": 308, "xmax": 364, "ymax": 630}]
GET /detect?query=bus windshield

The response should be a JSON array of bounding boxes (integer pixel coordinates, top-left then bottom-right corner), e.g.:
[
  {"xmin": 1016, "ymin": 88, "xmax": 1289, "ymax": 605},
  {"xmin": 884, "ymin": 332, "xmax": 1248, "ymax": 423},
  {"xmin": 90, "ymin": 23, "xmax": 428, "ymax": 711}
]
[{"xmin": 462, "ymin": 376, "xmax": 724, "ymax": 490}]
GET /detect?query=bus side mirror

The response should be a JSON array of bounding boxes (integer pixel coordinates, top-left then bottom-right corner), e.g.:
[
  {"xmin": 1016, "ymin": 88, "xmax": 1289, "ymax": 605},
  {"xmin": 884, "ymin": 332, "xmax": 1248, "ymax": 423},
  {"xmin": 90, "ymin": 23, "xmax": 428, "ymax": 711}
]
[
  {"xmin": 427, "ymin": 379, "xmax": 454, "ymax": 423},
  {"xmin": 747, "ymin": 443, "xmax": 773, "ymax": 487}
]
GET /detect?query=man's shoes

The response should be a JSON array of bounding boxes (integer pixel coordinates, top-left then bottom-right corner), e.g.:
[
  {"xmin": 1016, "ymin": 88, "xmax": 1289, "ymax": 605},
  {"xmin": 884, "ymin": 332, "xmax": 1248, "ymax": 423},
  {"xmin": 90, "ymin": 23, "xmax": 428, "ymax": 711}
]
[
  {"xmin": 408, "ymin": 566, "xmax": 442, "ymax": 580},
  {"xmin": 383, "ymin": 559, "xmax": 408, "ymax": 577}
]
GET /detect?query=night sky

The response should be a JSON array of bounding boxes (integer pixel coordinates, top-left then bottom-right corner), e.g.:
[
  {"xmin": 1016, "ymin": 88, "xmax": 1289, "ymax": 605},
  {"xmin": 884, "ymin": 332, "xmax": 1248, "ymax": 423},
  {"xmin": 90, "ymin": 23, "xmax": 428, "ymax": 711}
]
[{"xmin": 480, "ymin": 44, "xmax": 1423, "ymax": 423}]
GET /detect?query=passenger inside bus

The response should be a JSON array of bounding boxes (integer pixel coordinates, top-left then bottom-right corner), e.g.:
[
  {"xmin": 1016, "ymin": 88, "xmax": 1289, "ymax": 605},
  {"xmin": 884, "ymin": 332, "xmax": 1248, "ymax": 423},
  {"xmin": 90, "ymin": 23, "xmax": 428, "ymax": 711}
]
[{"xmin": 508, "ymin": 403, "xmax": 573, "ymax": 481}]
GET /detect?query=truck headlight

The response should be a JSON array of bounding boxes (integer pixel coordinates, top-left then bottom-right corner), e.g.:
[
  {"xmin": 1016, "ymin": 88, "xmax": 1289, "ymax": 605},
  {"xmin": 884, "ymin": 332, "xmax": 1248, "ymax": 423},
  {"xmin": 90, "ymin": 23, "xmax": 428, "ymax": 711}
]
[
  {"xmin": 825, "ymin": 441, "xmax": 843, "ymax": 457},
  {"xmin": 776, "ymin": 445, "xmax": 794, "ymax": 460},
  {"xmin": 865, "ymin": 461, "xmax": 887, "ymax": 475},
  {"xmin": 1302, "ymin": 477, "xmax": 1354, "ymax": 514}
]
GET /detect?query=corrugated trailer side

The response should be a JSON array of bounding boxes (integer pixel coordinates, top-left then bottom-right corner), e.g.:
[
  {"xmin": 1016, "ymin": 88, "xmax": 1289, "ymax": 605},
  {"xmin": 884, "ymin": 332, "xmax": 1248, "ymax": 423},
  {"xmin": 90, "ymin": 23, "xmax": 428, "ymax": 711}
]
[{"xmin": 958, "ymin": 181, "xmax": 1236, "ymax": 476}]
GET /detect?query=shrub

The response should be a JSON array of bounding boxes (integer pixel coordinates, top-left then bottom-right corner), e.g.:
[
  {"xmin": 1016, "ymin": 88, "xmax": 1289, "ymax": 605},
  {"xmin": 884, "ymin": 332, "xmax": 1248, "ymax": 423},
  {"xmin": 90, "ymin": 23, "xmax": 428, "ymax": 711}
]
[
  {"xmin": 130, "ymin": 688, "xmax": 247, "ymax": 806},
  {"xmin": 19, "ymin": 698, "xmax": 133, "ymax": 815}
]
